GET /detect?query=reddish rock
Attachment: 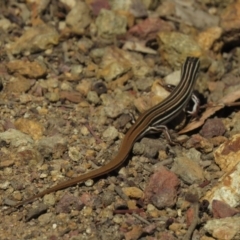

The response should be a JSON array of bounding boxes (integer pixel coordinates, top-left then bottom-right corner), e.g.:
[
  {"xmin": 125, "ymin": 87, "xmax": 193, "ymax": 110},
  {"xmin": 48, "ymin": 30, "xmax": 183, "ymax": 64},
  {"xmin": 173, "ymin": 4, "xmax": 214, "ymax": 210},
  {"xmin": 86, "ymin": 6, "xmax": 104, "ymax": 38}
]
[
  {"xmin": 186, "ymin": 207, "xmax": 194, "ymax": 227},
  {"xmin": 144, "ymin": 166, "xmax": 180, "ymax": 209},
  {"xmin": 200, "ymin": 118, "xmax": 226, "ymax": 139},
  {"xmin": 56, "ymin": 193, "xmax": 84, "ymax": 213},
  {"xmin": 212, "ymin": 199, "xmax": 239, "ymax": 218},
  {"xmin": 60, "ymin": 90, "xmax": 83, "ymax": 103}
]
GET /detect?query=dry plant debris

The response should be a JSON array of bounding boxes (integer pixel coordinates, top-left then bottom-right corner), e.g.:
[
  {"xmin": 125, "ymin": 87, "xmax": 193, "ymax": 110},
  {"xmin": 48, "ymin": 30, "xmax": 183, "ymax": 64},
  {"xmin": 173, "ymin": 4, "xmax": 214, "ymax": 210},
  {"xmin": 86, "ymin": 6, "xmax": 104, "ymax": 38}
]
[{"xmin": 1, "ymin": 0, "xmax": 240, "ymax": 239}]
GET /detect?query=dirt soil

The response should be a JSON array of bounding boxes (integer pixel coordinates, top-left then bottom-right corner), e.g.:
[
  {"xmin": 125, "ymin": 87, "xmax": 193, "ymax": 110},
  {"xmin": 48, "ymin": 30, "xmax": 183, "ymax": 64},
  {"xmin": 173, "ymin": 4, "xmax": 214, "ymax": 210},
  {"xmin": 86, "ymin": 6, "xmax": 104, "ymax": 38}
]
[{"xmin": 1, "ymin": 1, "xmax": 240, "ymax": 240}]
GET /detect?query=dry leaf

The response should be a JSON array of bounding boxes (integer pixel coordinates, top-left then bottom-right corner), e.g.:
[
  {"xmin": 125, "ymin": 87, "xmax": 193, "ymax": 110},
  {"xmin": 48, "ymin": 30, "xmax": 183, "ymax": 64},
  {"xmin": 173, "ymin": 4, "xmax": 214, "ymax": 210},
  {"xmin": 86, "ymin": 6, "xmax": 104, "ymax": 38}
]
[{"xmin": 179, "ymin": 89, "xmax": 240, "ymax": 133}]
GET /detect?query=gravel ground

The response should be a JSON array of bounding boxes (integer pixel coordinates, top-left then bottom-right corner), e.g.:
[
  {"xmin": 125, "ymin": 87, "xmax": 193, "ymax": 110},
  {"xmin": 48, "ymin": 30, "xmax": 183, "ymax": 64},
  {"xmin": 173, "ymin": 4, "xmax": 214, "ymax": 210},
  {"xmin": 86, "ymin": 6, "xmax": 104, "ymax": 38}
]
[{"xmin": 1, "ymin": 1, "xmax": 240, "ymax": 240}]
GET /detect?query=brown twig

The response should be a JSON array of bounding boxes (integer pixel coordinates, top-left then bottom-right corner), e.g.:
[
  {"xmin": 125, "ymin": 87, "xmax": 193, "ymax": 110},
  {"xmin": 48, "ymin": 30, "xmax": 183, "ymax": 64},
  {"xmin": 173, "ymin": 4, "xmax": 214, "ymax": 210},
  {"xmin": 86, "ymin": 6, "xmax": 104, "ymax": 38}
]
[
  {"xmin": 113, "ymin": 209, "xmax": 144, "ymax": 214},
  {"xmin": 84, "ymin": 123, "xmax": 102, "ymax": 144},
  {"xmin": 183, "ymin": 194, "xmax": 200, "ymax": 240},
  {"xmin": 199, "ymin": 101, "xmax": 240, "ymax": 110}
]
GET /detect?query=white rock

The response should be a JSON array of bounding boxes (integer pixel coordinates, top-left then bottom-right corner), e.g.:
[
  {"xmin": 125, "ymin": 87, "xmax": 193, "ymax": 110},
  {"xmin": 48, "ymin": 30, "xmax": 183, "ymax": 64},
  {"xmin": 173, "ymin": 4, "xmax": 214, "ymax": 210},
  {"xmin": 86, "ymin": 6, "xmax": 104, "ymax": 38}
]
[
  {"xmin": 204, "ymin": 216, "xmax": 240, "ymax": 239},
  {"xmin": 203, "ymin": 162, "xmax": 240, "ymax": 208},
  {"xmin": 203, "ymin": 134, "xmax": 240, "ymax": 208}
]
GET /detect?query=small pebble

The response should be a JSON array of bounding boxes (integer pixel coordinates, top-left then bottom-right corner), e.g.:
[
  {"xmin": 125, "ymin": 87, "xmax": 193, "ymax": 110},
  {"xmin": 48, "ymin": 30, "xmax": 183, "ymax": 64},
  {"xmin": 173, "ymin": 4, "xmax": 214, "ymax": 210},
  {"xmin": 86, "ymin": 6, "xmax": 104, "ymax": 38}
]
[
  {"xmin": 87, "ymin": 91, "xmax": 100, "ymax": 104},
  {"xmin": 102, "ymin": 126, "xmax": 119, "ymax": 141}
]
